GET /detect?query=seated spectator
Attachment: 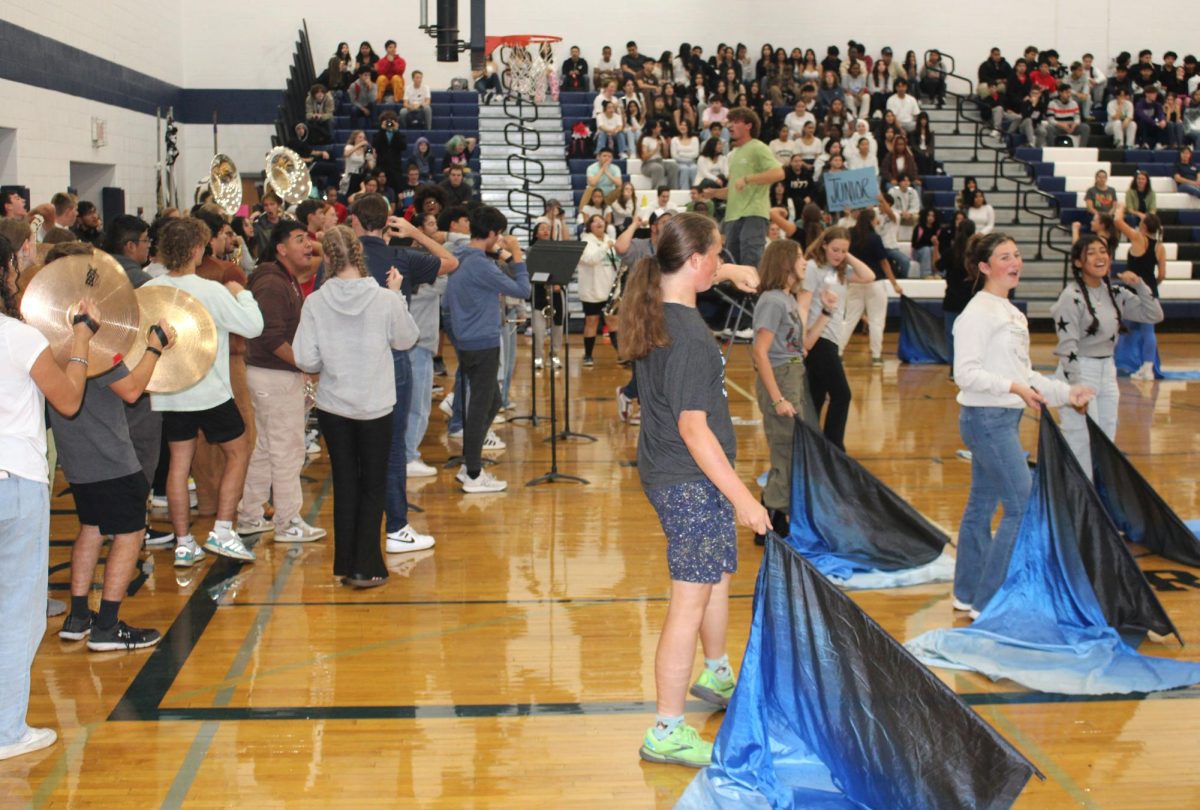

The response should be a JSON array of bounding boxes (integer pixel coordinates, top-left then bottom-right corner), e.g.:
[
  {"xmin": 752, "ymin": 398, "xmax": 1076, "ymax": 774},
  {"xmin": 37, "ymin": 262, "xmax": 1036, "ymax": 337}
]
[
  {"xmin": 696, "ymin": 136, "xmax": 728, "ymax": 189},
  {"xmin": 578, "ymin": 187, "xmax": 613, "ymax": 229},
  {"xmin": 473, "ymin": 56, "xmax": 502, "ymax": 103},
  {"xmin": 1065, "ymin": 61, "xmax": 1091, "ymax": 113},
  {"xmin": 910, "ymin": 208, "xmax": 940, "ymax": 278},
  {"xmin": 1132, "ymin": 62, "xmax": 1159, "ymax": 97},
  {"xmin": 1081, "ymin": 53, "xmax": 1106, "ymax": 103},
  {"xmin": 71, "ymin": 201, "xmax": 103, "ymax": 246},
  {"xmin": 889, "ymin": 175, "xmax": 921, "ymax": 237},
  {"xmin": 1085, "ymin": 170, "xmax": 1116, "ymax": 215},
  {"xmin": 355, "ymin": 41, "xmax": 380, "ymax": 78},
  {"xmin": 843, "ymin": 60, "xmax": 869, "ymax": 118},
  {"xmin": 978, "ymin": 47, "xmax": 1013, "ymax": 97},
  {"xmin": 561, "ymin": 45, "xmax": 589, "ymax": 92},
  {"xmin": 403, "ymin": 70, "xmax": 433, "ymax": 130},
  {"xmin": 318, "ymin": 57, "xmax": 353, "ymax": 99},
  {"xmin": 534, "ymin": 199, "xmax": 569, "ymax": 240},
  {"xmin": 919, "ymin": 50, "xmax": 947, "ymax": 107},
  {"xmin": 885, "ymin": 79, "xmax": 920, "ymax": 133},
  {"xmin": 593, "ymin": 46, "xmax": 618, "ymax": 89},
  {"xmin": 673, "ymin": 120, "xmax": 700, "ymax": 189},
  {"xmin": 620, "ymin": 40, "xmax": 648, "ymax": 82},
  {"xmin": 593, "ymin": 80, "xmax": 620, "ymax": 118},
  {"xmin": 966, "ymin": 190, "xmax": 996, "ymax": 234},
  {"xmin": 911, "ymin": 112, "xmax": 938, "ymax": 174},
  {"xmin": 783, "ymin": 99, "xmax": 816, "ymax": 138},
  {"xmin": 376, "ymin": 39, "xmax": 406, "ymax": 102},
  {"xmin": 1124, "ymin": 171, "xmax": 1157, "ymax": 219},
  {"xmin": 1164, "ymin": 91, "xmax": 1186, "ymax": 149},
  {"xmin": 324, "ymin": 186, "xmax": 348, "ymax": 223},
  {"xmin": 439, "ymin": 166, "xmax": 474, "ymax": 206},
  {"xmin": 1104, "ymin": 63, "xmax": 1134, "ymax": 103},
  {"xmin": 880, "ymin": 133, "xmax": 919, "ymax": 187},
  {"xmin": 1017, "ymin": 85, "xmax": 1047, "ymax": 145},
  {"xmin": 395, "ymin": 165, "xmax": 422, "ymax": 213},
  {"xmin": 813, "ymin": 140, "xmax": 844, "ymax": 180},
  {"xmin": 1106, "ymin": 88, "xmax": 1137, "ymax": 147},
  {"xmin": 349, "ymin": 66, "xmax": 376, "ymax": 127},
  {"xmin": 371, "ymin": 112, "xmax": 408, "ymax": 194},
  {"xmin": 867, "ymin": 59, "xmax": 893, "ymax": 117},
  {"xmin": 782, "ymin": 153, "xmax": 818, "ymax": 212},
  {"xmin": 1041, "ymin": 83, "xmax": 1089, "ymax": 147},
  {"xmin": 823, "ymin": 98, "xmax": 851, "ymax": 141},
  {"xmin": 441, "ymin": 135, "xmax": 476, "ymax": 185},
  {"xmin": 768, "ymin": 127, "xmax": 793, "ymax": 164},
  {"xmin": 637, "ymin": 120, "xmax": 679, "ymax": 189},
  {"xmin": 610, "ymin": 182, "xmax": 637, "ymax": 228},
  {"xmin": 619, "ymin": 78, "xmax": 644, "ymax": 117},
  {"xmin": 651, "ymin": 186, "xmax": 677, "ymax": 218},
  {"xmin": 1134, "ymin": 86, "xmax": 1167, "ymax": 149},
  {"xmin": 595, "ymin": 100, "xmax": 627, "ymax": 158},
  {"xmin": 624, "ymin": 100, "xmax": 645, "ymax": 148},
  {"xmin": 816, "ymin": 70, "xmax": 845, "ymax": 118},
  {"xmin": 305, "ymin": 84, "xmax": 335, "ymax": 143},
  {"xmin": 701, "ymin": 96, "xmax": 729, "ymax": 135},
  {"xmin": 411, "ymin": 137, "xmax": 433, "ymax": 181},
  {"xmin": 792, "ymin": 121, "xmax": 824, "ymax": 163},
  {"xmin": 1175, "ymin": 146, "xmax": 1200, "ymax": 199},
  {"xmin": 846, "ymin": 133, "xmax": 876, "ymax": 170},
  {"xmin": 340, "ymin": 130, "xmax": 375, "ymax": 198},
  {"xmin": 1031, "ymin": 60, "xmax": 1059, "ymax": 95},
  {"xmin": 585, "ymin": 148, "xmax": 623, "ymax": 204}
]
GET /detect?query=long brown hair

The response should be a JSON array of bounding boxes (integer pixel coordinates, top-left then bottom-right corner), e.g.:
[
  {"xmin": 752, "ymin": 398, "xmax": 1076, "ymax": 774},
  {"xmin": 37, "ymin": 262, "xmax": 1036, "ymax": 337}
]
[
  {"xmin": 759, "ymin": 239, "xmax": 801, "ymax": 293},
  {"xmin": 620, "ymin": 212, "xmax": 720, "ymax": 361},
  {"xmin": 965, "ymin": 231, "xmax": 1016, "ymax": 282},
  {"xmin": 804, "ymin": 225, "xmax": 851, "ymax": 282}
]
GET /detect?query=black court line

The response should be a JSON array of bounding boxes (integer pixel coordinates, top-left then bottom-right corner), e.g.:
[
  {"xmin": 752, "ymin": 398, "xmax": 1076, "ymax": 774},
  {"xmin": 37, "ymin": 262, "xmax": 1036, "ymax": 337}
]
[
  {"xmin": 108, "ymin": 557, "xmax": 246, "ymax": 722},
  {"xmin": 215, "ymin": 593, "xmax": 758, "ymax": 608}
]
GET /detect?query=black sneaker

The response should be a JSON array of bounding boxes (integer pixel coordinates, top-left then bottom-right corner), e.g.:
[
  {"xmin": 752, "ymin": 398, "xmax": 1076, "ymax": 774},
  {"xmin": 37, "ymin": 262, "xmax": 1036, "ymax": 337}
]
[
  {"xmin": 144, "ymin": 525, "xmax": 175, "ymax": 548},
  {"xmin": 60, "ymin": 611, "xmax": 96, "ymax": 641},
  {"xmin": 86, "ymin": 620, "xmax": 162, "ymax": 652},
  {"xmin": 433, "ymin": 356, "xmax": 448, "ymax": 376}
]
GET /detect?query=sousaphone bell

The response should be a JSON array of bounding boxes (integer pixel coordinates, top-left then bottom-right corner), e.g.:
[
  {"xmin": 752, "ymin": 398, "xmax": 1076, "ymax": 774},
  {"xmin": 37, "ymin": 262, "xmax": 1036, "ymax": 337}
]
[
  {"xmin": 264, "ymin": 146, "xmax": 312, "ymax": 205},
  {"xmin": 209, "ymin": 153, "xmax": 243, "ymax": 216}
]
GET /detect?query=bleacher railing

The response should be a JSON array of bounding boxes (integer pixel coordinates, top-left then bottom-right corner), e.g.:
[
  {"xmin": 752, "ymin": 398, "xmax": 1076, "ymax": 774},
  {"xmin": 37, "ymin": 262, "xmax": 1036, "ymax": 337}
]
[{"xmin": 495, "ymin": 69, "xmax": 549, "ymax": 240}]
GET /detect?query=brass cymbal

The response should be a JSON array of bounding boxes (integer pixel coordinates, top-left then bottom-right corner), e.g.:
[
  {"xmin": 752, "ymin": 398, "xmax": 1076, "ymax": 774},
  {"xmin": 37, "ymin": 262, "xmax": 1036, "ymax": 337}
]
[
  {"xmin": 124, "ymin": 285, "xmax": 218, "ymax": 394},
  {"xmin": 19, "ymin": 251, "xmax": 139, "ymax": 376}
]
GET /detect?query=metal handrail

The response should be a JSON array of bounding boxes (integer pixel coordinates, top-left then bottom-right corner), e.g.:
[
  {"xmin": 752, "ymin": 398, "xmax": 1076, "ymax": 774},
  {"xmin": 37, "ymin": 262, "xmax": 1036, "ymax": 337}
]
[
  {"xmin": 1047, "ymin": 223, "xmax": 1073, "ymax": 285},
  {"xmin": 1019, "ymin": 187, "xmax": 1062, "ymax": 261}
]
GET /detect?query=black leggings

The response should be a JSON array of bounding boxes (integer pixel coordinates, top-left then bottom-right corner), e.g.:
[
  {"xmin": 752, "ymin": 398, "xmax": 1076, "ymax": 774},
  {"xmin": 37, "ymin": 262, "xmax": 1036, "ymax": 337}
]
[
  {"xmin": 318, "ymin": 409, "xmax": 392, "ymax": 579},
  {"xmin": 458, "ymin": 347, "xmax": 502, "ymax": 474},
  {"xmin": 806, "ymin": 337, "xmax": 852, "ymax": 450}
]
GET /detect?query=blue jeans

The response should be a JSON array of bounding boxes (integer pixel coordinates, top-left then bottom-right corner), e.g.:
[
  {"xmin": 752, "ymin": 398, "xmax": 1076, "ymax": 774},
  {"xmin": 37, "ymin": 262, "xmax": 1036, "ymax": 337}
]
[
  {"xmin": 405, "ymin": 346, "xmax": 434, "ymax": 463},
  {"xmin": 0, "ymin": 475, "xmax": 49, "ymax": 746},
  {"xmin": 500, "ymin": 310, "xmax": 518, "ymax": 408},
  {"xmin": 884, "ymin": 247, "xmax": 911, "ymax": 278},
  {"xmin": 1179, "ymin": 183, "xmax": 1200, "ymax": 200},
  {"xmin": 677, "ymin": 160, "xmax": 697, "ymax": 190},
  {"xmin": 385, "ymin": 350, "xmax": 412, "ymax": 533},
  {"xmin": 955, "ymin": 406, "xmax": 1031, "ymax": 610},
  {"xmin": 596, "ymin": 130, "xmax": 628, "ymax": 155},
  {"xmin": 913, "ymin": 246, "xmax": 933, "ymax": 278}
]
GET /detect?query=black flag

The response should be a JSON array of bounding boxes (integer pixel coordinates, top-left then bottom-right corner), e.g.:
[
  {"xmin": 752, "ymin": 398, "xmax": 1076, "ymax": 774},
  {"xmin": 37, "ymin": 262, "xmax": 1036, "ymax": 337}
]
[{"xmin": 897, "ymin": 295, "xmax": 950, "ymax": 364}]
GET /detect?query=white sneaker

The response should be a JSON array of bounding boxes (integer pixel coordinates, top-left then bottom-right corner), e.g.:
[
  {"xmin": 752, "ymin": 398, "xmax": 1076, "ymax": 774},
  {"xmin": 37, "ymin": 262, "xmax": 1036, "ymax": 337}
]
[
  {"xmin": 174, "ymin": 542, "xmax": 207, "ymax": 568},
  {"xmin": 407, "ymin": 459, "xmax": 438, "ymax": 478},
  {"xmin": 439, "ymin": 392, "xmax": 455, "ymax": 417},
  {"xmin": 616, "ymin": 385, "xmax": 632, "ymax": 422},
  {"xmin": 952, "ymin": 598, "xmax": 972, "ymax": 612},
  {"xmin": 461, "ymin": 468, "xmax": 508, "ymax": 493},
  {"xmin": 306, "ymin": 438, "xmax": 321, "ymax": 457},
  {"xmin": 534, "ymin": 357, "xmax": 544, "ymax": 371},
  {"xmin": 0, "ymin": 727, "xmax": 57, "ymax": 761},
  {"xmin": 551, "ymin": 356, "xmax": 561, "ymax": 369},
  {"xmin": 482, "ymin": 430, "xmax": 506, "ymax": 450},
  {"xmin": 456, "ymin": 464, "xmax": 470, "ymax": 484},
  {"xmin": 448, "ymin": 428, "xmax": 464, "ymax": 440},
  {"xmin": 203, "ymin": 530, "xmax": 255, "ymax": 561},
  {"xmin": 386, "ymin": 524, "xmax": 436, "ymax": 553},
  {"xmin": 492, "ymin": 412, "xmax": 507, "ymax": 424},
  {"xmin": 236, "ymin": 517, "xmax": 274, "ymax": 536},
  {"xmin": 968, "ymin": 608, "xmax": 981, "ymax": 621},
  {"xmin": 277, "ymin": 517, "xmax": 326, "ymax": 542}
]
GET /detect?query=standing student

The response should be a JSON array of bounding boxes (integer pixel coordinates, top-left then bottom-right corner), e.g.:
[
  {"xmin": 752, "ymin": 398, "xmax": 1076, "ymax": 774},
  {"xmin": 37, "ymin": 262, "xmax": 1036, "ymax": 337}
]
[
  {"xmin": 953, "ymin": 232, "xmax": 1094, "ymax": 616},
  {"xmin": 622, "ymin": 212, "xmax": 768, "ymax": 768},
  {"xmin": 292, "ymin": 226, "xmax": 419, "ymax": 588},
  {"xmin": 577, "ymin": 214, "xmax": 620, "ymax": 368},
  {"xmin": 1051, "ymin": 232, "xmax": 1162, "ymax": 477},
  {"xmin": 752, "ymin": 239, "xmax": 832, "ymax": 535},
  {"xmin": 703, "ymin": 107, "xmax": 784, "ymax": 269},
  {"xmin": 840, "ymin": 204, "xmax": 904, "ymax": 366},
  {"xmin": 1113, "ymin": 206, "xmax": 1166, "ymax": 380},
  {"xmin": 802, "ymin": 227, "xmax": 876, "ymax": 449},
  {"xmin": 0, "ymin": 236, "xmax": 95, "ymax": 762}
]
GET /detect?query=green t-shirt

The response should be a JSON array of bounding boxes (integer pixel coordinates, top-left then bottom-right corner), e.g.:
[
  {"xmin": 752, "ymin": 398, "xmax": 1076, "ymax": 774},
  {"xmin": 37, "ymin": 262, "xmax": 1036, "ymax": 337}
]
[{"xmin": 724, "ymin": 138, "xmax": 779, "ymax": 222}]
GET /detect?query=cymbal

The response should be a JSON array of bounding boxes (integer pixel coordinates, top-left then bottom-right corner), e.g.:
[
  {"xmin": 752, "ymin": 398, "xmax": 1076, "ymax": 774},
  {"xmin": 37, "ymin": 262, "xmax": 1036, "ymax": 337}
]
[
  {"xmin": 123, "ymin": 286, "xmax": 218, "ymax": 394},
  {"xmin": 19, "ymin": 251, "xmax": 139, "ymax": 376}
]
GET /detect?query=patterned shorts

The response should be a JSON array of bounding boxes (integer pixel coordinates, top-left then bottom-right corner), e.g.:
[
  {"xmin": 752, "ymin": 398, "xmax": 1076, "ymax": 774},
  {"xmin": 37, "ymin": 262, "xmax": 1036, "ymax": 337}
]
[{"xmin": 644, "ymin": 479, "xmax": 737, "ymax": 584}]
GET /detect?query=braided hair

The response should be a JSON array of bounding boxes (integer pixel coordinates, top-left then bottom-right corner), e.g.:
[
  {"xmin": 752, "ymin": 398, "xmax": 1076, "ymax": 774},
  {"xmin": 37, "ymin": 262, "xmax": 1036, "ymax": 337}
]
[{"xmin": 1070, "ymin": 233, "xmax": 1123, "ymax": 337}]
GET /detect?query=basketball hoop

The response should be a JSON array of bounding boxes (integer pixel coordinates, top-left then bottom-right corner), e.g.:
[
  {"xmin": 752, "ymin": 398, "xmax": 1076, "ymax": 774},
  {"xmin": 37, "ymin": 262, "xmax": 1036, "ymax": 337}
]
[{"xmin": 487, "ymin": 34, "xmax": 562, "ymax": 102}]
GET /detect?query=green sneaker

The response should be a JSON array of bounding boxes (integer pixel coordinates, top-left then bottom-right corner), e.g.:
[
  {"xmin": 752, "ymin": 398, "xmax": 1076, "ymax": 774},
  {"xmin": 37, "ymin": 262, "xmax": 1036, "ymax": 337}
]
[
  {"xmin": 639, "ymin": 722, "xmax": 712, "ymax": 768},
  {"xmin": 689, "ymin": 668, "xmax": 735, "ymax": 707}
]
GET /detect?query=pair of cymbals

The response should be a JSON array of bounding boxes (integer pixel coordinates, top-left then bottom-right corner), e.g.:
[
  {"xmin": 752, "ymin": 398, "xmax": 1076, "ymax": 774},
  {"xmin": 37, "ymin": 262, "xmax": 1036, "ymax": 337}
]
[{"xmin": 20, "ymin": 251, "xmax": 217, "ymax": 393}]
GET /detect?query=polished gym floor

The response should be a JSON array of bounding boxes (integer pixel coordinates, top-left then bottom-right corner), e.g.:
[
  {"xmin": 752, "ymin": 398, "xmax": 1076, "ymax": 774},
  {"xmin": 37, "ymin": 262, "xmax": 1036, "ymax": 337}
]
[{"xmin": 5, "ymin": 331, "xmax": 1200, "ymax": 808}]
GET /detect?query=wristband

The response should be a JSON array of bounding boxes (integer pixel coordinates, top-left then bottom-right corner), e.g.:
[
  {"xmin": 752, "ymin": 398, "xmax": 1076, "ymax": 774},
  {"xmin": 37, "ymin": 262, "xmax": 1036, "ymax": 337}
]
[
  {"xmin": 146, "ymin": 346, "xmax": 163, "ymax": 357},
  {"xmin": 821, "ymin": 308, "xmax": 835, "ymax": 318},
  {"xmin": 68, "ymin": 356, "xmax": 89, "ymax": 368},
  {"xmin": 72, "ymin": 313, "xmax": 100, "ymax": 333}
]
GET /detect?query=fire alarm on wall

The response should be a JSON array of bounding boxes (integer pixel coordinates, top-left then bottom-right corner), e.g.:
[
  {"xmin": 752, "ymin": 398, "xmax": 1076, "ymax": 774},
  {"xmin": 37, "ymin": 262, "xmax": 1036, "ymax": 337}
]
[{"xmin": 91, "ymin": 117, "xmax": 107, "ymax": 147}]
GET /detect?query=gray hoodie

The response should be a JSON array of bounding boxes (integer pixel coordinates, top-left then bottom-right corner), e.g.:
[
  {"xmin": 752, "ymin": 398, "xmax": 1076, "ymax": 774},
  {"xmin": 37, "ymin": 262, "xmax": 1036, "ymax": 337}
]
[{"xmin": 293, "ymin": 275, "xmax": 419, "ymax": 420}]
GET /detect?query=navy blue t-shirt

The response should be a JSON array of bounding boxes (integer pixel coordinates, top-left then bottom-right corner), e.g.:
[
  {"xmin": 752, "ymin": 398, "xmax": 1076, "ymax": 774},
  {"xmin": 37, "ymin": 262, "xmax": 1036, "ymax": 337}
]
[{"xmin": 358, "ymin": 234, "xmax": 441, "ymax": 303}]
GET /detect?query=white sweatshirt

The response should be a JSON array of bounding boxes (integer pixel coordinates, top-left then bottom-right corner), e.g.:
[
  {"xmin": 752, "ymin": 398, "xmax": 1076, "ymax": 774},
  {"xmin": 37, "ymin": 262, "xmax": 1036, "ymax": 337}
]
[{"xmin": 954, "ymin": 291, "xmax": 1070, "ymax": 408}]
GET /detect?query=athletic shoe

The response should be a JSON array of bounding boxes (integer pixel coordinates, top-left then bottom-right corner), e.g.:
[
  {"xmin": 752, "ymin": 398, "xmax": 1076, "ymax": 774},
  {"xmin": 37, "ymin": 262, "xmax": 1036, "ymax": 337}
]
[
  {"xmin": 534, "ymin": 357, "xmax": 544, "ymax": 371},
  {"xmin": 407, "ymin": 459, "xmax": 438, "ymax": 478},
  {"xmin": 583, "ymin": 356, "xmax": 595, "ymax": 368},
  {"xmin": 689, "ymin": 667, "xmax": 736, "ymax": 707},
  {"xmin": 492, "ymin": 412, "xmax": 507, "ymax": 424},
  {"xmin": 952, "ymin": 598, "xmax": 973, "ymax": 612},
  {"xmin": 306, "ymin": 438, "xmax": 321, "ymax": 457},
  {"xmin": 462, "ymin": 469, "xmax": 507, "ymax": 493},
  {"xmin": 616, "ymin": 386, "xmax": 632, "ymax": 422},
  {"xmin": 628, "ymin": 407, "xmax": 640, "ymax": 426},
  {"xmin": 448, "ymin": 428, "xmax": 464, "ymax": 440},
  {"xmin": 456, "ymin": 464, "xmax": 470, "ymax": 484},
  {"xmin": 551, "ymin": 356, "xmax": 561, "ymax": 369},
  {"xmin": 144, "ymin": 526, "xmax": 175, "ymax": 547},
  {"xmin": 150, "ymin": 491, "xmax": 198, "ymax": 509},
  {"xmin": 968, "ymin": 608, "xmax": 981, "ymax": 621},
  {"xmin": 236, "ymin": 517, "xmax": 274, "ymax": 537},
  {"xmin": 433, "ymin": 356, "xmax": 447, "ymax": 376},
  {"xmin": 59, "ymin": 611, "xmax": 96, "ymax": 641},
  {"xmin": 871, "ymin": 356, "xmax": 884, "ymax": 366},
  {"xmin": 46, "ymin": 598, "xmax": 66, "ymax": 618},
  {"xmin": 86, "ymin": 620, "xmax": 162, "ymax": 652},
  {"xmin": 439, "ymin": 392, "xmax": 455, "ymax": 417},
  {"xmin": 0, "ymin": 727, "xmax": 57, "ymax": 761},
  {"xmin": 203, "ymin": 531, "xmax": 255, "ymax": 561},
  {"xmin": 638, "ymin": 723, "xmax": 712, "ymax": 768},
  {"xmin": 174, "ymin": 543, "xmax": 207, "ymax": 568},
  {"xmin": 277, "ymin": 518, "xmax": 326, "ymax": 543},
  {"xmin": 386, "ymin": 524, "xmax": 436, "ymax": 553},
  {"xmin": 482, "ymin": 431, "xmax": 506, "ymax": 451}
]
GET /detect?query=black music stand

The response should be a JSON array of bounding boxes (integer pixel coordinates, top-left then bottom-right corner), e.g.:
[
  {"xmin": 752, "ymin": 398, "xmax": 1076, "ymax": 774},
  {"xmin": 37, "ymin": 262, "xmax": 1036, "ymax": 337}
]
[
  {"xmin": 524, "ymin": 240, "xmax": 589, "ymax": 487},
  {"xmin": 551, "ymin": 281, "xmax": 597, "ymax": 444}
]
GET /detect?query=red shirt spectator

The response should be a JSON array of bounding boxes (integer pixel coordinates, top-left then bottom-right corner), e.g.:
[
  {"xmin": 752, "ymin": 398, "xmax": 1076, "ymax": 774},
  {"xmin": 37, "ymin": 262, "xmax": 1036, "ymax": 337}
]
[
  {"xmin": 376, "ymin": 53, "xmax": 406, "ymax": 80},
  {"xmin": 1031, "ymin": 66, "xmax": 1058, "ymax": 95}
]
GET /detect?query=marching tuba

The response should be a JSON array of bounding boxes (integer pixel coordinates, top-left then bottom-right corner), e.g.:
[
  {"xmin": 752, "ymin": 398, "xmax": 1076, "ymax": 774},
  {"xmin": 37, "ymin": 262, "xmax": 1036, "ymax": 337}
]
[
  {"xmin": 263, "ymin": 146, "xmax": 312, "ymax": 205},
  {"xmin": 208, "ymin": 154, "xmax": 243, "ymax": 216}
]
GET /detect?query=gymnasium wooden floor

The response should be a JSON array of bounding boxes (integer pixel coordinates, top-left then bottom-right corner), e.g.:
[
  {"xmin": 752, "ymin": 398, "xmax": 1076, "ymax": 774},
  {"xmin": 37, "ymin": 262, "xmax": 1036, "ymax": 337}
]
[{"xmin": 5, "ymin": 331, "xmax": 1200, "ymax": 808}]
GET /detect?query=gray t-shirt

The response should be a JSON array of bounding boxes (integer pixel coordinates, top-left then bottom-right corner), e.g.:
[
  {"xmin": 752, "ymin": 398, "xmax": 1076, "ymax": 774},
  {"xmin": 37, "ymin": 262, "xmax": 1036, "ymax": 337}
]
[
  {"xmin": 803, "ymin": 260, "xmax": 848, "ymax": 344},
  {"xmin": 48, "ymin": 364, "xmax": 143, "ymax": 485},
  {"xmin": 409, "ymin": 275, "xmax": 446, "ymax": 353},
  {"xmin": 636, "ymin": 303, "xmax": 736, "ymax": 489},
  {"xmin": 753, "ymin": 289, "xmax": 806, "ymax": 367}
]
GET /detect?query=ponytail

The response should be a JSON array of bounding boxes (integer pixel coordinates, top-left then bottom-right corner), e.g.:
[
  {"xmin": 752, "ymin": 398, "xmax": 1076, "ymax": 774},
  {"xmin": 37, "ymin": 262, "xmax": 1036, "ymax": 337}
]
[{"xmin": 619, "ymin": 257, "xmax": 667, "ymax": 361}]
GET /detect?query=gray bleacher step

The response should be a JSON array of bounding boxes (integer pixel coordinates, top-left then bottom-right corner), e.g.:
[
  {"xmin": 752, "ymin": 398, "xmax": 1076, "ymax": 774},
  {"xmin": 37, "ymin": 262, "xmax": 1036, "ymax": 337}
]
[
  {"xmin": 478, "ymin": 118, "xmax": 566, "ymax": 134},
  {"xmin": 478, "ymin": 159, "xmax": 569, "ymax": 174},
  {"xmin": 481, "ymin": 176, "xmax": 575, "ymax": 191},
  {"xmin": 478, "ymin": 104, "xmax": 562, "ymax": 118}
]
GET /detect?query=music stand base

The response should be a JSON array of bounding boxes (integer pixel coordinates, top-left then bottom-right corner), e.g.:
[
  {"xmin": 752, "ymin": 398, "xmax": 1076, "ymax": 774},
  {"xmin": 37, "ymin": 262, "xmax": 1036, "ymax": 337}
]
[
  {"xmin": 548, "ymin": 430, "xmax": 597, "ymax": 443},
  {"xmin": 508, "ymin": 414, "xmax": 542, "ymax": 426},
  {"xmin": 526, "ymin": 470, "xmax": 589, "ymax": 486}
]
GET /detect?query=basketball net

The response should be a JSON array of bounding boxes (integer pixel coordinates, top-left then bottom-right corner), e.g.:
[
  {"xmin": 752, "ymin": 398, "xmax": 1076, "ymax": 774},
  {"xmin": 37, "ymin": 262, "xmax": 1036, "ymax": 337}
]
[{"xmin": 498, "ymin": 40, "xmax": 558, "ymax": 103}]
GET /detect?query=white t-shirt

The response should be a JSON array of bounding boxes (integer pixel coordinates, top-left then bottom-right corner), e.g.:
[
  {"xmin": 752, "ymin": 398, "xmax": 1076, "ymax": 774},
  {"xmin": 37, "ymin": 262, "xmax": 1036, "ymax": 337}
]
[
  {"xmin": 0, "ymin": 315, "xmax": 51, "ymax": 483},
  {"xmin": 784, "ymin": 111, "xmax": 816, "ymax": 137},
  {"xmin": 593, "ymin": 92, "xmax": 618, "ymax": 118},
  {"xmin": 886, "ymin": 93, "xmax": 921, "ymax": 127},
  {"xmin": 405, "ymin": 83, "xmax": 431, "ymax": 106}
]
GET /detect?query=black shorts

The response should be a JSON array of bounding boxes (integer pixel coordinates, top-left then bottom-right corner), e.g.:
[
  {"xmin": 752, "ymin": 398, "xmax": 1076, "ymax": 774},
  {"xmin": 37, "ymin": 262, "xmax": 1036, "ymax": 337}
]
[
  {"xmin": 581, "ymin": 300, "xmax": 607, "ymax": 317},
  {"xmin": 162, "ymin": 399, "xmax": 246, "ymax": 444},
  {"xmin": 72, "ymin": 473, "xmax": 150, "ymax": 535}
]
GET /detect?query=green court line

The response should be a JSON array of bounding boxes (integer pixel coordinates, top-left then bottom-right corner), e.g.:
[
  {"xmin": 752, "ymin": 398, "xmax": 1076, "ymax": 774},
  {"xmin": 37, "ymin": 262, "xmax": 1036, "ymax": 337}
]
[{"xmin": 29, "ymin": 722, "xmax": 97, "ymax": 810}]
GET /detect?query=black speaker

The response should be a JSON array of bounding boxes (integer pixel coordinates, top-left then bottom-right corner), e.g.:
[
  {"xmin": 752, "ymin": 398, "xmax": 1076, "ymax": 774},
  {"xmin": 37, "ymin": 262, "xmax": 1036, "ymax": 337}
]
[{"xmin": 101, "ymin": 187, "xmax": 125, "ymax": 222}]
